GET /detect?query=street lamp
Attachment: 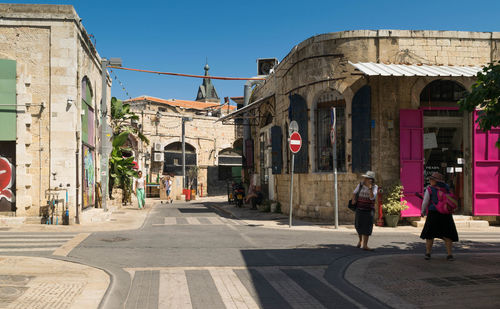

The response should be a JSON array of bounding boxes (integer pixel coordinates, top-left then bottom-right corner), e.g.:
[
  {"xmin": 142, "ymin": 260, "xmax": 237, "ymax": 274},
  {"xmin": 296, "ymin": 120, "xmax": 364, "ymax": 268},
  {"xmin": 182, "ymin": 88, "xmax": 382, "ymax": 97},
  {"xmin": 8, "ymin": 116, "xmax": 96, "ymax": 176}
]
[
  {"xmin": 181, "ymin": 116, "xmax": 193, "ymax": 189},
  {"xmin": 100, "ymin": 57, "xmax": 122, "ymax": 212}
]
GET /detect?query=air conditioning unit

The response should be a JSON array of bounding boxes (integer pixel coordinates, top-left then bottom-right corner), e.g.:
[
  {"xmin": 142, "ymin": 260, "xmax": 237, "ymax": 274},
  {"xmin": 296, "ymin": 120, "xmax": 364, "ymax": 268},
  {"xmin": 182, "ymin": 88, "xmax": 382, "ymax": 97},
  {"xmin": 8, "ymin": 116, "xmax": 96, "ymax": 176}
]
[
  {"xmin": 153, "ymin": 143, "xmax": 162, "ymax": 152},
  {"xmin": 153, "ymin": 152, "xmax": 164, "ymax": 162},
  {"xmin": 257, "ymin": 58, "xmax": 278, "ymax": 76}
]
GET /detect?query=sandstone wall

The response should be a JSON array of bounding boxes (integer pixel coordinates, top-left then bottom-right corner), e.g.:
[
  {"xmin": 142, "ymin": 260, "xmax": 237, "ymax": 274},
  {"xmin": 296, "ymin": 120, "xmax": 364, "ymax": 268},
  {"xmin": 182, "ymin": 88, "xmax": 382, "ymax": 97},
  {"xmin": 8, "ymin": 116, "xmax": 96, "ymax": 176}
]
[{"xmin": 250, "ymin": 30, "xmax": 499, "ymax": 222}]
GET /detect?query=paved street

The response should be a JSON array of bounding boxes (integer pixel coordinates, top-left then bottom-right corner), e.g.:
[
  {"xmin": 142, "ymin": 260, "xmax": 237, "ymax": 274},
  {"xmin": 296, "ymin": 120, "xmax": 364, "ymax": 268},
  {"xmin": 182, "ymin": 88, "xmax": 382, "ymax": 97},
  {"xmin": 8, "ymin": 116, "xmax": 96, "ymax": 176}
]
[
  {"xmin": 1, "ymin": 198, "xmax": 500, "ymax": 308},
  {"xmin": 67, "ymin": 199, "xmax": 500, "ymax": 308}
]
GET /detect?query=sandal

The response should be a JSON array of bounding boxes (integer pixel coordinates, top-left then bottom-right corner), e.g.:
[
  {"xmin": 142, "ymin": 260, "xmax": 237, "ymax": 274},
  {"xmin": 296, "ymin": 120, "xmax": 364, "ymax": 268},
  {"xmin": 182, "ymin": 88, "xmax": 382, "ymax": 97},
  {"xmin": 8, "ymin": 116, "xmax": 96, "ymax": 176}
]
[
  {"xmin": 362, "ymin": 247, "xmax": 375, "ymax": 251},
  {"xmin": 425, "ymin": 253, "xmax": 431, "ymax": 260}
]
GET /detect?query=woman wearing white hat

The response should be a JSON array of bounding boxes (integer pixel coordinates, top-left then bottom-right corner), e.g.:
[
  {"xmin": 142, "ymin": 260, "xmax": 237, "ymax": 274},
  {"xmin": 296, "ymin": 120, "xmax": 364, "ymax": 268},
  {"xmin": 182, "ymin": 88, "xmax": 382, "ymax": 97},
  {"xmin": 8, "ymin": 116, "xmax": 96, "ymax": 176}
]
[{"xmin": 352, "ymin": 171, "xmax": 378, "ymax": 251}]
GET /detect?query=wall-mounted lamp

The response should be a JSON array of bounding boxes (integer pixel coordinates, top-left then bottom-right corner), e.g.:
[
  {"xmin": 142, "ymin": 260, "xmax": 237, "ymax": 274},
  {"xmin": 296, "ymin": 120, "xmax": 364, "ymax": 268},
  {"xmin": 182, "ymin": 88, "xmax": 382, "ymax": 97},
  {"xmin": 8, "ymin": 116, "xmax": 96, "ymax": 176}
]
[{"xmin": 67, "ymin": 98, "xmax": 74, "ymax": 108}]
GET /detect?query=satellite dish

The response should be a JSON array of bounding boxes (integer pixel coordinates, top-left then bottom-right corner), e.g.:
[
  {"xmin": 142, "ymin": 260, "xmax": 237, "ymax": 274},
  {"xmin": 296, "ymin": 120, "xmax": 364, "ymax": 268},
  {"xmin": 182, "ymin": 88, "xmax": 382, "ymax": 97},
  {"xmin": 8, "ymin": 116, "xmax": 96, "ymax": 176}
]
[{"xmin": 288, "ymin": 120, "xmax": 299, "ymax": 136}]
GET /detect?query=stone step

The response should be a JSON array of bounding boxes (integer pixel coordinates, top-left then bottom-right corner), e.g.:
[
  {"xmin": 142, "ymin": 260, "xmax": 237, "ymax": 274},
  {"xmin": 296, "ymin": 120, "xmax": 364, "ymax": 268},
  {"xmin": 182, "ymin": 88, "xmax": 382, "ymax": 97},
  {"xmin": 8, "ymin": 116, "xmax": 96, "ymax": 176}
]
[
  {"xmin": 25, "ymin": 216, "xmax": 43, "ymax": 224},
  {"xmin": 411, "ymin": 218, "xmax": 490, "ymax": 228}
]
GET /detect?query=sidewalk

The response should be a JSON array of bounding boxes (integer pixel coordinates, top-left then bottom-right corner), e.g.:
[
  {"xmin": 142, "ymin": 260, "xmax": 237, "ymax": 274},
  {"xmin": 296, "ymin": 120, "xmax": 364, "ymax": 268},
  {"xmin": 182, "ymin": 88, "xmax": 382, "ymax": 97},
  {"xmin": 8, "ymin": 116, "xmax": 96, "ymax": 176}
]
[
  {"xmin": 1, "ymin": 197, "xmax": 156, "ymax": 233},
  {"xmin": 0, "ymin": 255, "xmax": 109, "ymax": 309},
  {"xmin": 345, "ymin": 252, "xmax": 500, "ymax": 308},
  {"xmin": 208, "ymin": 197, "xmax": 500, "ymax": 233},
  {"xmin": 209, "ymin": 197, "xmax": 420, "ymax": 233}
]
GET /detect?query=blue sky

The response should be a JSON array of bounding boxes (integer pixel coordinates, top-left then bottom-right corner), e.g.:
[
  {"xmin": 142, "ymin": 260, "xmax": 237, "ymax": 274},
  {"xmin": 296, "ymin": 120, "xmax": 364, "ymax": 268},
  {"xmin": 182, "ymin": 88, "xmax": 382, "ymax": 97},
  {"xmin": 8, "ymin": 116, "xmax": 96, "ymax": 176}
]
[{"xmin": 7, "ymin": 0, "xmax": 500, "ymax": 102}]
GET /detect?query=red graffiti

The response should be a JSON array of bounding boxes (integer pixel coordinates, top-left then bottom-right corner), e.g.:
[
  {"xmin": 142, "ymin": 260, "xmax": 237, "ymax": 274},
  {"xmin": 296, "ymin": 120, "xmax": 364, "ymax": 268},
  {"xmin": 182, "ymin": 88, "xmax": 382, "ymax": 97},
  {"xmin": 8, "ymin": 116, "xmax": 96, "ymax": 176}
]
[{"xmin": 0, "ymin": 157, "xmax": 14, "ymax": 202}]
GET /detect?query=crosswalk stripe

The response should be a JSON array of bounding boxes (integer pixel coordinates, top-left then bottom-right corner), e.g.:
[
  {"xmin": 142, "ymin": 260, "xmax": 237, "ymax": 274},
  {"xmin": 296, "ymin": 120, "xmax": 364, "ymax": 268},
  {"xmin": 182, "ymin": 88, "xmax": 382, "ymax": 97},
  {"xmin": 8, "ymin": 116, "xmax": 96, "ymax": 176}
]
[
  {"xmin": 305, "ymin": 268, "xmax": 367, "ymax": 309},
  {"xmin": 210, "ymin": 269, "xmax": 259, "ymax": 309},
  {"xmin": 159, "ymin": 270, "xmax": 192, "ymax": 309},
  {"xmin": 186, "ymin": 217, "xmax": 201, "ymax": 225},
  {"xmin": 0, "ymin": 238, "xmax": 72, "ymax": 242},
  {"xmin": 207, "ymin": 217, "xmax": 223, "ymax": 225},
  {"xmin": 164, "ymin": 217, "xmax": 177, "ymax": 225},
  {"xmin": 0, "ymin": 247, "xmax": 59, "ymax": 252},
  {"xmin": 257, "ymin": 268, "xmax": 326, "ymax": 309},
  {"xmin": 0, "ymin": 235, "xmax": 75, "ymax": 238},
  {"xmin": 461, "ymin": 238, "xmax": 500, "ymax": 242},
  {"xmin": 0, "ymin": 242, "xmax": 66, "ymax": 247}
]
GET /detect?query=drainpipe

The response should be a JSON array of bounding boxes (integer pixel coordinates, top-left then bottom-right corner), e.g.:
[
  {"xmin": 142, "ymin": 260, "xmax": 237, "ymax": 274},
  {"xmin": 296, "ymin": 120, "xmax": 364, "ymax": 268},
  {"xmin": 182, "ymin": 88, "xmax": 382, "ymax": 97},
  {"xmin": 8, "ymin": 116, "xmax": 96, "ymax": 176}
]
[{"xmin": 242, "ymin": 79, "xmax": 263, "ymax": 160}]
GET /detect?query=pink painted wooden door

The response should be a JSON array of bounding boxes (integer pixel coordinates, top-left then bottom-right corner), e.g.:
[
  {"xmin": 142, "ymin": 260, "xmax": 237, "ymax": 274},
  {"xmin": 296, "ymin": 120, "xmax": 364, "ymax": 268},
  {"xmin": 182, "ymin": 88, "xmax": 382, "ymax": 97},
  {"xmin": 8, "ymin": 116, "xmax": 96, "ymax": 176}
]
[
  {"xmin": 473, "ymin": 111, "xmax": 500, "ymax": 215},
  {"xmin": 400, "ymin": 109, "xmax": 424, "ymax": 217}
]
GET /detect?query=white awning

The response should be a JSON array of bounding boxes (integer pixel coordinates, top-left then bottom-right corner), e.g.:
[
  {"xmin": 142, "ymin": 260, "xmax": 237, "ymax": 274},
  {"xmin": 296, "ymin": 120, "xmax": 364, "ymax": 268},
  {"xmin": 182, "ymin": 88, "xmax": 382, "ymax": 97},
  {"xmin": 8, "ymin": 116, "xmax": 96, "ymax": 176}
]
[{"xmin": 350, "ymin": 62, "xmax": 482, "ymax": 77}]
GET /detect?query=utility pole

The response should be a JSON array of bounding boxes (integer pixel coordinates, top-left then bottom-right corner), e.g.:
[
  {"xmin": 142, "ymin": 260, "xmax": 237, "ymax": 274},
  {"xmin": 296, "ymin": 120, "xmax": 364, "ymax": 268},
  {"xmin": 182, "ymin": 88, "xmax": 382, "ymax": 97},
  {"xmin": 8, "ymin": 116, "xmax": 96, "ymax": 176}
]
[
  {"xmin": 181, "ymin": 116, "xmax": 192, "ymax": 189},
  {"xmin": 100, "ymin": 57, "xmax": 122, "ymax": 212}
]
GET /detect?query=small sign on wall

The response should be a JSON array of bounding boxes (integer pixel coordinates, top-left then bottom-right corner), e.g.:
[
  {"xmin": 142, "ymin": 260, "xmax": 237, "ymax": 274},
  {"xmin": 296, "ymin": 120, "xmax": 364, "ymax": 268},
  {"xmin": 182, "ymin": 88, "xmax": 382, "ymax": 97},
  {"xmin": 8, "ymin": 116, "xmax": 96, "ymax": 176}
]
[{"xmin": 423, "ymin": 133, "xmax": 438, "ymax": 150}]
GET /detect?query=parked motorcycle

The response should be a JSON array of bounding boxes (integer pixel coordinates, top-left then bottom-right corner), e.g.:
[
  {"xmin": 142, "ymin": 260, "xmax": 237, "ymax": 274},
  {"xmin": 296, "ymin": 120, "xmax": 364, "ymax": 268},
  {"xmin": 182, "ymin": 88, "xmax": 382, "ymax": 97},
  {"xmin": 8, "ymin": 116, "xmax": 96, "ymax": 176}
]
[{"xmin": 232, "ymin": 182, "xmax": 245, "ymax": 207}]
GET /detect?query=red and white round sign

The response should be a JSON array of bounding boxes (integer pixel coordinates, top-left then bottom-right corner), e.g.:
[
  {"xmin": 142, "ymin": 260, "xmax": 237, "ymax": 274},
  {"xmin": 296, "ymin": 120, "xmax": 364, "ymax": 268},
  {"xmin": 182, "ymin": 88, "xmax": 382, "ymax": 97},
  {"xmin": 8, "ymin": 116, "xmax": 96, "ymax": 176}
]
[{"xmin": 289, "ymin": 132, "xmax": 302, "ymax": 153}]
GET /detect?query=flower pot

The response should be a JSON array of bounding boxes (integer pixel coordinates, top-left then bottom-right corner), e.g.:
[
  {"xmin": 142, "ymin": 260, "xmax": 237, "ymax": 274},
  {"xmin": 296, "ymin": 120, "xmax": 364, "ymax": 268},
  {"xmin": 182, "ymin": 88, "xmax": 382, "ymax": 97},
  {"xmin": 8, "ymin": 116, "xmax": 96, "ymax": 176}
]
[{"xmin": 384, "ymin": 214, "xmax": 400, "ymax": 227}]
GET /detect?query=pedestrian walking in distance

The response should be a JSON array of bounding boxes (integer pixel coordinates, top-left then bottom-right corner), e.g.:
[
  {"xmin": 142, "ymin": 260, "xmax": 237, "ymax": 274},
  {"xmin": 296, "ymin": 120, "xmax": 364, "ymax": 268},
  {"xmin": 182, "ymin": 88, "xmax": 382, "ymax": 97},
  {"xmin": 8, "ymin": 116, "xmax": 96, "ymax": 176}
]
[
  {"xmin": 352, "ymin": 171, "xmax": 378, "ymax": 251},
  {"xmin": 135, "ymin": 171, "xmax": 146, "ymax": 209},
  {"xmin": 164, "ymin": 175, "xmax": 173, "ymax": 204},
  {"xmin": 420, "ymin": 172, "xmax": 459, "ymax": 261}
]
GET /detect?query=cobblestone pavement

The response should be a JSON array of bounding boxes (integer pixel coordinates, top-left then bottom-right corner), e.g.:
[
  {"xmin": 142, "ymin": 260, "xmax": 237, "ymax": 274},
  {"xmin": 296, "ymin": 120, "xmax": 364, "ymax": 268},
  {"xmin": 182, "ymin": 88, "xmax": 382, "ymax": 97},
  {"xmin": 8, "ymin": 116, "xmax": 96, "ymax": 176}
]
[
  {"xmin": 345, "ymin": 252, "xmax": 500, "ymax": 309},
  {"xmin": 0, "ymin": 256, "xmax": 109, "ymax": 309}
]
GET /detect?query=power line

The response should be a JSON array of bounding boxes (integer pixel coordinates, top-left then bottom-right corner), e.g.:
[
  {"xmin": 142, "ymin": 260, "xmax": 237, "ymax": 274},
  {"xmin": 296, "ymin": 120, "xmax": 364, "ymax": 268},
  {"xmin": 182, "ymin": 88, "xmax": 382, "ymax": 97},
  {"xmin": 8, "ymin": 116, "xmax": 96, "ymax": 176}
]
[{"xmin": 107, "ymin": 65, "xmax": 265, "ymax": 81}]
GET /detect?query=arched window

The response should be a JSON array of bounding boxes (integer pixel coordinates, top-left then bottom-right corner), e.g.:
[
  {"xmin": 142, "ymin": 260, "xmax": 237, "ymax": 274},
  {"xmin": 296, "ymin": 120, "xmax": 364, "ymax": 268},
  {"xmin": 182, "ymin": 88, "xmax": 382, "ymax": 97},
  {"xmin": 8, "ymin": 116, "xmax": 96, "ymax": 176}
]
[
  {"xmin": 420, "ymin": 80, "xmax": 466, "ymax": 107},
  {"xmin": 163, "ymin": 142, "xmax": 196, "ymax": 175},
  {"xmin": 352, "ymin": 85, "xmax": 371, "ymax": 173},
  {"xmin": 315, "ymin": 91, "xmax": 346, "ymax": 172},
  {"xmin": 81, "ymin": 77, "xmax": 96, "ymax": 209}
]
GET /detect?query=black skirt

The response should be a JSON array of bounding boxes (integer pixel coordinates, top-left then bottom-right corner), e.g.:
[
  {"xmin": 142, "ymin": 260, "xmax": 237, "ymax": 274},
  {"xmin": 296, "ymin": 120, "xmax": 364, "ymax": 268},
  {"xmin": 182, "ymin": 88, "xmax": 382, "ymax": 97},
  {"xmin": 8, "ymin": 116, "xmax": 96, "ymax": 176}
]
[
  {"xmin": 420, "ymin": 210, "xmax": 459, "ymax": 242},
  {"xmin": 355, "ymin": 208, "xmax": 374, "ymax": 236}
]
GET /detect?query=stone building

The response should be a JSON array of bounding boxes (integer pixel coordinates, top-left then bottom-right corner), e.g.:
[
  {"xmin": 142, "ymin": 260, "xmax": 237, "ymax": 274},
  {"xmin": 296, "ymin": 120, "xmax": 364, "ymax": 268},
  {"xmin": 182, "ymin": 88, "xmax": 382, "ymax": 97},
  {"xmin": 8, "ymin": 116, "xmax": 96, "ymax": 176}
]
[
  {"xmin": 221, "ymin": 30, "xmax": 500, "ymax": 222},
  {"xmin": 126, "ymin": 65, "xmax": 241, "ymax": 198},
  {"xmin": 0, "ymin": 4, "xmax": 111, "ymax": 222}
]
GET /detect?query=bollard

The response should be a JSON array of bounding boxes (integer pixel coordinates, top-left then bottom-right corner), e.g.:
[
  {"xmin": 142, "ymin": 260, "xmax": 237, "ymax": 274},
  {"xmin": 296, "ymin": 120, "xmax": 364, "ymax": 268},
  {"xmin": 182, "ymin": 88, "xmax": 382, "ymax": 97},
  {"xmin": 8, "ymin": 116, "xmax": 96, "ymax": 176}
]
[{"xmin": 376, "ymin": 187, "xmax": 384, "ymax": 226}]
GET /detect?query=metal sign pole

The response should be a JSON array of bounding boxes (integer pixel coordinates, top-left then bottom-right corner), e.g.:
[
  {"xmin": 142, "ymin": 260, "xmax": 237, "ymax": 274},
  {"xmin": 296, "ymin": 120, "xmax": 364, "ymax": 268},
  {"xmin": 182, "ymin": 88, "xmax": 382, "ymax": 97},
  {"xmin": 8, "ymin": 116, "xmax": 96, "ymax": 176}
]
[
  {"xmin": 289, "ymin": 153, "xmax": 295, "ymax": 228},
  {"xmin": 331, "ymin": 107, "xmax": 339, "ymax": 229}
]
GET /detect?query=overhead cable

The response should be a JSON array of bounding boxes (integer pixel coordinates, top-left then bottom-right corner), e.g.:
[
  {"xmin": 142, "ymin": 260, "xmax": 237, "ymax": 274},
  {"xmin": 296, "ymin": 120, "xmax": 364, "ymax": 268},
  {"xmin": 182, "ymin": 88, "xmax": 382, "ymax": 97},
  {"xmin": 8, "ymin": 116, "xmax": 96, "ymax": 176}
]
[{"xmin": 107, "ymin": 65, "xmax": 265, "ymax": 81}]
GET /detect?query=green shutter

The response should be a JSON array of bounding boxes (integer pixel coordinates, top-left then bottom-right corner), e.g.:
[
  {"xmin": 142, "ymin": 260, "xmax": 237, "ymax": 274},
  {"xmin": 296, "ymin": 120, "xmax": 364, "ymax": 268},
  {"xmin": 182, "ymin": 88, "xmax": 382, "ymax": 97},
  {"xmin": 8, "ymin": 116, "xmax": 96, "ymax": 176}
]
[
  {"xmin": 81, "ymin": 103, "xmax": 88, "ymax": 144},
  {"xmin": 0, "ymin": 59, "xmax": 16, "ymax": 141}
]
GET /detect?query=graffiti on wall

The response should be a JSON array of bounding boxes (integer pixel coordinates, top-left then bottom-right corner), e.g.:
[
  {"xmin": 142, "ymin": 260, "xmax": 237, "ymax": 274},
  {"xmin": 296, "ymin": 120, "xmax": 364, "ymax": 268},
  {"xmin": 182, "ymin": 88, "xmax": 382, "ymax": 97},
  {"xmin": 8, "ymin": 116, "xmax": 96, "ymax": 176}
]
[
  {"xmin": 0, "ymin": 156, "xmax": 15, "ymax": 211},
  {"xmin": 83, "ymin": 145, "xmax": 95, "ymax": 208}
]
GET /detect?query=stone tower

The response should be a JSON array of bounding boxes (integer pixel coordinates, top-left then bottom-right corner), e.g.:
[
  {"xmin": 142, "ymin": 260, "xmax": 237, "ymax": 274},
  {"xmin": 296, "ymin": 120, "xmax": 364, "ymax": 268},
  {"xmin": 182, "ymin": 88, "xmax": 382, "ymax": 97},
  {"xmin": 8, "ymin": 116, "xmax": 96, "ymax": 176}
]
[{"xmin": 195, "ymin": 63, "xmax": 220, "ymax": 103}]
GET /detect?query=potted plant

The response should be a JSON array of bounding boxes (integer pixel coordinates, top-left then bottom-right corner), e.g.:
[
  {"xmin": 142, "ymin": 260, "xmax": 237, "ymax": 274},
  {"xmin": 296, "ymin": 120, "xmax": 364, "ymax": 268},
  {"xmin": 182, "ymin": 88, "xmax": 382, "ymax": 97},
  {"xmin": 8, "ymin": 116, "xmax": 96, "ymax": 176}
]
[
  {"xmin": 382, "ymin": 182, "xmax": 409, "ymax": 227},
  {"xmin": 187, "ymin": 166, "xmax": 199, "ymax": 200}
]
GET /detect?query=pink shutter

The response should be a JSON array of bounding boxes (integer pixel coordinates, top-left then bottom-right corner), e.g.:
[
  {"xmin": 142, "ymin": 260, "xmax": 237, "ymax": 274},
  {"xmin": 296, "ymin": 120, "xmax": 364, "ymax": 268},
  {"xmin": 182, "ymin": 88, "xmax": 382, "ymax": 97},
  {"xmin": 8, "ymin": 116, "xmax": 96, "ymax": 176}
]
[
  {"xmin": 400, "ymin": 109, "xmax": 423, "ymax": 217},
  {"xmin": 473, "ymin": 111, "xmax": 500, "ymax": 215}
]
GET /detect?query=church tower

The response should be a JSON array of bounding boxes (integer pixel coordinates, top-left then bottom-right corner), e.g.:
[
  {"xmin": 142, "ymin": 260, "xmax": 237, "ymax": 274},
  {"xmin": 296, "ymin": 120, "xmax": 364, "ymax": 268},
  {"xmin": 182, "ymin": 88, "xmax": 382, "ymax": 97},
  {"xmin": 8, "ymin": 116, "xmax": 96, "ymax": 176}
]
[{"xmin": 195, "ymin": 63, "xmax": 220, "ymax": 103}]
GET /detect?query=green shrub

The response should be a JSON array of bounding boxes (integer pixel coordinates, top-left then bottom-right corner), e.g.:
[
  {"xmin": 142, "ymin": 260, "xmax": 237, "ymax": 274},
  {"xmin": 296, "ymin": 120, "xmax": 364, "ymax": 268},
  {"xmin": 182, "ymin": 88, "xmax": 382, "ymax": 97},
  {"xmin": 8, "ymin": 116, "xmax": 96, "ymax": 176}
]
[{"xmin": 382, "ymin": 182, "xmax": 409, "ymax": 215}]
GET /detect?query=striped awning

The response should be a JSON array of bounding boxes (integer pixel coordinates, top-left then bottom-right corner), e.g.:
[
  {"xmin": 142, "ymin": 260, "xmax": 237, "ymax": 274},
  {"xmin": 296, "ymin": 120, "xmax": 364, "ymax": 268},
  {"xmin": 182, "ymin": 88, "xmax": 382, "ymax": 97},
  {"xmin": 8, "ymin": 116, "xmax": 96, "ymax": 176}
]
[{"xmin": 350, "ymin": 62, "xmax": 482, "ymax": 77}]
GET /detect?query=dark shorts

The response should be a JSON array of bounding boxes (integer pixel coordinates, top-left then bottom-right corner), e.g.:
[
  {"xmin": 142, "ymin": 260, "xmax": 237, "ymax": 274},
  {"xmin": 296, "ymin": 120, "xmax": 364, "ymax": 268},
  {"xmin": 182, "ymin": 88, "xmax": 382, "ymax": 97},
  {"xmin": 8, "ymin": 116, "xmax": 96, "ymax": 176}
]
[{"xmin": 166, "ymin": 189, "xmax": 171, "ymax": 196}]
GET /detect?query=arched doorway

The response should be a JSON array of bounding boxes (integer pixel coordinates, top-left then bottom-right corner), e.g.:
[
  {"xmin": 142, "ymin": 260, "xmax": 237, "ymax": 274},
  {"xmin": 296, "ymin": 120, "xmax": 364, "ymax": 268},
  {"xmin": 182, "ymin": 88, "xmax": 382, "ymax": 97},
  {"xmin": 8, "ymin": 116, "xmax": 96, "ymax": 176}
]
[
  {"xmin": 420, "ymin": 80, "xmax": 467, "ymax": 212},
  {"xmin": 207, "ymin": 147, "xmax": 242, "ymax": 196},
  {"xmin": 163, "ymin": 142, "xmax": 197, "ymax": 186}
]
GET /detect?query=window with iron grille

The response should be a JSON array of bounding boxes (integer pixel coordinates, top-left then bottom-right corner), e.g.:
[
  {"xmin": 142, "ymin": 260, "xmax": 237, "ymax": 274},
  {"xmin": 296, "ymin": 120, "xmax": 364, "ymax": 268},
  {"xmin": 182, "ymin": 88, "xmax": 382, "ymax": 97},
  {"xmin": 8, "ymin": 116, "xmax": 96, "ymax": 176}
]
[{"xmin": 316, "ymin": 95, "xmax": 346, "ymax": 172}]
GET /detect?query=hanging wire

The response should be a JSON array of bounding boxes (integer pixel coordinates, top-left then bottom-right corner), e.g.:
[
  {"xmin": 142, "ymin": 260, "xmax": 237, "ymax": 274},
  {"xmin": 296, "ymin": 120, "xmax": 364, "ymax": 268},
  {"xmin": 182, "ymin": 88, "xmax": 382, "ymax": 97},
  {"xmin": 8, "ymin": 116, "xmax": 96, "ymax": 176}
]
[
  {"xmin": 107, "ymin": 65, "xmax": 265, "ymax": 81},
  {"xmin": 109, "ymin": 68, "xmax": 132, "ymax": 99}
]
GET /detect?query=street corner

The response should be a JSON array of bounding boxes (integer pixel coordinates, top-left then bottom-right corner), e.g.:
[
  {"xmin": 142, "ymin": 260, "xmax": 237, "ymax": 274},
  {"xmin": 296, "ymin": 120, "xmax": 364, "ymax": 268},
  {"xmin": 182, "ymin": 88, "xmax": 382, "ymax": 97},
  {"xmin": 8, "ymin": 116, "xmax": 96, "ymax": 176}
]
[
  {"xmin": 0, "ymin": 256, "xmax": 109, "ymax": 309},
  {"xmin": 344, "ymin": 252, "xmax": 500, "ymax": 309}
]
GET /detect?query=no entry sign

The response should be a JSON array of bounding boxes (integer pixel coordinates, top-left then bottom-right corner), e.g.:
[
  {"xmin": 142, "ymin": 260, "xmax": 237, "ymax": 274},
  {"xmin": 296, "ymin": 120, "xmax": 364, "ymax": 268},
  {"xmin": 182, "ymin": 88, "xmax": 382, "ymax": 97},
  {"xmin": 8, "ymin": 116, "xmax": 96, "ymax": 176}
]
[{"xmin": 289, "ymin": 132, "xmax": 302, "ymax": 153}]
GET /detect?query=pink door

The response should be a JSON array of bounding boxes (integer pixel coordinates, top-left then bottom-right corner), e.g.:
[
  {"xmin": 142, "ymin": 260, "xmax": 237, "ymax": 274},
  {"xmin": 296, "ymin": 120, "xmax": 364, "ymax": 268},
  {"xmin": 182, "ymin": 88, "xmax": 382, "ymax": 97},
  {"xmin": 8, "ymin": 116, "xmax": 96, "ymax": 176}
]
[
  {"xmin": 473, "ymin": 111, "xmax": 500, "ymax": 215},
  {"xmin": 400, "ymin": 109, "xmax": 424, "ymax": 217}
]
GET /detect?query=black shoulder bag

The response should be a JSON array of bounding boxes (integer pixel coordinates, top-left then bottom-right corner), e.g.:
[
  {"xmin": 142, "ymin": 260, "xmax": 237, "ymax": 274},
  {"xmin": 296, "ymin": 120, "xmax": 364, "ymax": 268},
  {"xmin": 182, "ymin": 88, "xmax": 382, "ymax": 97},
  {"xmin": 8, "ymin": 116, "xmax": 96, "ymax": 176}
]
[{"xmin": 348, "ymin": 182, "xmax": 362, "ymax": 212}]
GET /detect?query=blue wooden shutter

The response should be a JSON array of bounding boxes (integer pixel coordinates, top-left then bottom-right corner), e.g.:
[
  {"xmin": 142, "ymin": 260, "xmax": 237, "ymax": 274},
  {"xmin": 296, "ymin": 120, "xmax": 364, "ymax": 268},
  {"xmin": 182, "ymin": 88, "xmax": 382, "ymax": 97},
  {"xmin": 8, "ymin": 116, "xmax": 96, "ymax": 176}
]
[
  {"xmin": 271, "ymin": 126, "xmax": 282, "ymax": 174},
  {"xmin": 289, "ymin": 94, "xmax": 308, "ymax": 173},
  {"xmin": 352, "ymin": 85, "xmax": 371, "ymax": 173}
]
